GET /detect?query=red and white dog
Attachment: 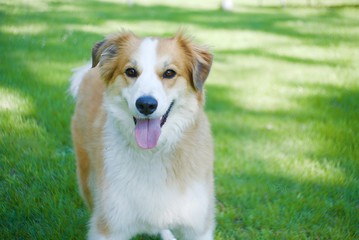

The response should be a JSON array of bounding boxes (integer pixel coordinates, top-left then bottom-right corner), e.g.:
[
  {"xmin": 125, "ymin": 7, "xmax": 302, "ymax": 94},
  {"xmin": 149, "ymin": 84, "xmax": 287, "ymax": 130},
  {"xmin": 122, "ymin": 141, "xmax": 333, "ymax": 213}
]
[{"xmin": 70, "ymin": 31, "xmax": 214, "ymax": 240}]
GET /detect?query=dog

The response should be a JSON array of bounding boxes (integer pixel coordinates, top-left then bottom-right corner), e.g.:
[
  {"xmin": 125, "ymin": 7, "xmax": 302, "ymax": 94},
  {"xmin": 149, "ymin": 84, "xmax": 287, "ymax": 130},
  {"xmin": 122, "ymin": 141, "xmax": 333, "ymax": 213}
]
[{"xmin": 70, "ymin": 31, "xmax": 214, "ymax": 240}]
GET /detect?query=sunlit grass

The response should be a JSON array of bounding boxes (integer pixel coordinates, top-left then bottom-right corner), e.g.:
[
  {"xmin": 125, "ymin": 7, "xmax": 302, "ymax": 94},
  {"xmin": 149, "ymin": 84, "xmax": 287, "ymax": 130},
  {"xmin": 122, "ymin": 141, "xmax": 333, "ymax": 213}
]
[
  {"xmin": 1, "ymin": 0, "xmax": 358, "ymax": 239},
  {"xmin": 0, "ymin": 24, "xmax": 48, "ymax": 35},
  {"xmin": 0, "ymin": 89, "xmax": 32, "ymax": 113}
]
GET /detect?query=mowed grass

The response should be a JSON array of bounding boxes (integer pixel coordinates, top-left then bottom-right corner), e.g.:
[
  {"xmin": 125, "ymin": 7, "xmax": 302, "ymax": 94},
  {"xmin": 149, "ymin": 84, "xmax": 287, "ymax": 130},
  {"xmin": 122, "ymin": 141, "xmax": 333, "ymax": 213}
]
[{"xmin": 1, "ymin": 0, "xmax": 358, "ymax": 239}]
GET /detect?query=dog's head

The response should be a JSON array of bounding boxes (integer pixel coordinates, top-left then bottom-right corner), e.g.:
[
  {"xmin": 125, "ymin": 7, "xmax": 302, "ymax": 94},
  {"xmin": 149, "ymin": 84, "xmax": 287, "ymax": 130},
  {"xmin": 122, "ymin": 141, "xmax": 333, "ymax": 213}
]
[{"xmin": 92, "ymin": 31, "xmax": 212, "ymax": 150}]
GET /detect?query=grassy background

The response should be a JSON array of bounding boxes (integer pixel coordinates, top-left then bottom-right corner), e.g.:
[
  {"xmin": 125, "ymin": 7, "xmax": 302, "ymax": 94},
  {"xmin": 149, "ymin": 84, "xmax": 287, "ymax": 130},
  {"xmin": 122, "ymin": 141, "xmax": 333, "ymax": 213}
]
[{"xmin": 1, "ymin": 0, "xmax": 358, "ymax": 239}]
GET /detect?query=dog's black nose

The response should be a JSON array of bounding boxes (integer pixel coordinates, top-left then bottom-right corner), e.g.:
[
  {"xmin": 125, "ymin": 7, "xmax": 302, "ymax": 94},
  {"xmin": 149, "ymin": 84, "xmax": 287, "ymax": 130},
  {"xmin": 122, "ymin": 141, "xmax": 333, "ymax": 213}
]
[{"xmin": 136, "ymin": 96, "xmax": 158, "ymax": 115}]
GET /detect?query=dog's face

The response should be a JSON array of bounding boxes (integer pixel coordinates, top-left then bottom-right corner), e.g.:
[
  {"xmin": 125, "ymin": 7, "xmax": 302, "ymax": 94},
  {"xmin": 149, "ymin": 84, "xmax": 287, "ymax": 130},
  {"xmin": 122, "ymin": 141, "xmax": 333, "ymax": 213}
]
[{"xmin": 92, "ymin": 32, "xmax": 212, "ymax": 150}]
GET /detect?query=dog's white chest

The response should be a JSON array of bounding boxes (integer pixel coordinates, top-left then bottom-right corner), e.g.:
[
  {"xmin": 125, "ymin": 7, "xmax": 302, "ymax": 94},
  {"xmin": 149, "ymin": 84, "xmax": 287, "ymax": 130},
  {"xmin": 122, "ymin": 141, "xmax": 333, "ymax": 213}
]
[{"xmin": 100, "ymin": 140, "xmax": 208, "ymax": 233}]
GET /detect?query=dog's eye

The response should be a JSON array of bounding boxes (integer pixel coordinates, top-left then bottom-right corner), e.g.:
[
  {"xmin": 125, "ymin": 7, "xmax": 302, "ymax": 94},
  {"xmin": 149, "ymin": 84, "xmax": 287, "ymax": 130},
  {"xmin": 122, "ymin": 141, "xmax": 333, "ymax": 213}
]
[
  {"xmin": 163, "ymin": 69, "xmax": 176, "ymax": 79},
  {"xmin": 125, "ymin": 68, "xmax": 138, "ymax": 78}
]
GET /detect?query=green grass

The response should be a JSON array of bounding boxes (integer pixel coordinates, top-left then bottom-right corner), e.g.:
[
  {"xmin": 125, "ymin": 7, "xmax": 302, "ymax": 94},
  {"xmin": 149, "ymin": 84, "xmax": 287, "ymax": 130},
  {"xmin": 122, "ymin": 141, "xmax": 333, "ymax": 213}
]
[{"xmin": 1, "ymin": 0, "xmax": 358, "ymax": 239}]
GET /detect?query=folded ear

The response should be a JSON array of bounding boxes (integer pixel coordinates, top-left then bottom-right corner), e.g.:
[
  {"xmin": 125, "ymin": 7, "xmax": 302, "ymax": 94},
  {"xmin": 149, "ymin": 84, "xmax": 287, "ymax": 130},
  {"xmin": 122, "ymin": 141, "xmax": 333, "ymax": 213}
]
[
  {"xmin": 92, "ymin": 40, "xmax": 105, "ymax": 67},
  {"xmin": 175, "ymin": 32, "xmax": 213, "ymax": 92},
  {"xmin": 90, "ymin": 32, "xmax": 135, "ymax": 82},
  {"xmin": 90, "ymin": 40, "xmax": 118, "ymax": 82},
  {"xmin": 192, "ymin": 46, "xmax": 213, "ymax": 91},
  {"xmin": 91, "ymin": 40, "xmax": 117, "ymax": 68}
]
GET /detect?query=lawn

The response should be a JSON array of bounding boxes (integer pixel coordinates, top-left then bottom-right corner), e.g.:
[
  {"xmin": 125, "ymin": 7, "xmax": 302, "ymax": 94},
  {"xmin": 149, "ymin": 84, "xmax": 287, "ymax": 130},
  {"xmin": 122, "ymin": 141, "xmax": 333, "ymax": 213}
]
[{"xmin": 0, "ymin": 0, "xmax": 358, "ymax": 239}]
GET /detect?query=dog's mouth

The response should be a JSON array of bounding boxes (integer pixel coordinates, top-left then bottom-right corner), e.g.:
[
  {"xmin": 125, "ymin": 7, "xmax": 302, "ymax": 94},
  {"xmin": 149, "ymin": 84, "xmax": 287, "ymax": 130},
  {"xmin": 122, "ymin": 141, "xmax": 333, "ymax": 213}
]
[{"xmin": 133, "ymin": 101, "xmax": 174, "ymax": 149}]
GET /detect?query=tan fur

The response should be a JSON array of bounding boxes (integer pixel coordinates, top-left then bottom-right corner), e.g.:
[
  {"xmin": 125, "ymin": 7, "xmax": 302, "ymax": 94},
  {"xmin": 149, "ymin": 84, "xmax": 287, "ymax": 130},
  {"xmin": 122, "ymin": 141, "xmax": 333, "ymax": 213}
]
[
  {"xmin": 71, "ymin": 67, "xmax": 106, "ymax": 210},
  {"xmin": 96, "ymin": 214, "xmax": 110, "ymax": 236},
  {"xmin": 71, "ymin": 32, "xmax": 214, "ymax": 239}
]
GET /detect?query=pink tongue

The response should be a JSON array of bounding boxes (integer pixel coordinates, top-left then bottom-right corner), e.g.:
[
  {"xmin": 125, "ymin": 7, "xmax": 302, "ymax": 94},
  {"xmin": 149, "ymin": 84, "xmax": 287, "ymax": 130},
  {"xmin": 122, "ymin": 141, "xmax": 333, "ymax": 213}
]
[{"xmin": 135, "ymin": 118, "xmax": 161, "ymax": 149}]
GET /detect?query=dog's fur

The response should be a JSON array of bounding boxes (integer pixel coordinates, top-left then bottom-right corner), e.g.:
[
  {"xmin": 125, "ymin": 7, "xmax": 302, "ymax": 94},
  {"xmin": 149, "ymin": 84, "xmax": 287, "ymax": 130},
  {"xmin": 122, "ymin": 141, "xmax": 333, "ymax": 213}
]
[{"xmin": 70, "ymin": 31, "xmax": 214, "ymax": 240}]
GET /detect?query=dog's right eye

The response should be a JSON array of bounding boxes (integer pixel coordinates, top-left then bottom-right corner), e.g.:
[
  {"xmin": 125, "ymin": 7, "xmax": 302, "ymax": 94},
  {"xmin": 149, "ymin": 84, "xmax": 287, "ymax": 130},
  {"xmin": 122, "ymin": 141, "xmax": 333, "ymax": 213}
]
[{"xmin": 125, "ymin": 68, "xmax": 138, "ymax": 78}]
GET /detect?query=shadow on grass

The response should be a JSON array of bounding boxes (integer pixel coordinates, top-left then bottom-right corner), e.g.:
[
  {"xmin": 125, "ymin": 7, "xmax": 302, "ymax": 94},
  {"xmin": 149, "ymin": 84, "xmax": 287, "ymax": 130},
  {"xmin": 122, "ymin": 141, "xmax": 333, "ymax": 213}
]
[
  {"xmin": 215, "ymin": 171, "xmax": 358, "ymax": 238},
  {"xmin": 216, "ymin": 48, "xmax": 349, "ymax": 67},
  {"xmin": 206, "ymin": 81, "xmax": 359, "ymax": 174},
  {"xmin": 290, "ymin": 82, "xmax": 359, "ymax": 174},
  {"xmin": 0, "ymin": 32, "xmax": 91, "ymax": 238},
  {"xmin": 206, "ymin": 83, "xmax": 358, "ymax": 238},
  {"xmin": 0, "ymin": 17, "xmax": 100, "ymax": 239},
  {"xmin": 247, "ymin": 3, "xmax": 359, "ymax": 9},
  {"xmin": 1, "ymin": 0, "xmax": 358, "ymax": 46}
]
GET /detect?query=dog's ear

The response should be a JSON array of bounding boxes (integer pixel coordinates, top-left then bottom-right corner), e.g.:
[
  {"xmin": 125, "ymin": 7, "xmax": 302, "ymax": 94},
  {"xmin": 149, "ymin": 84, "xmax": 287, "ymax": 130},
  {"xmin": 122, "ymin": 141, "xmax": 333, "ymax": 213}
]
[
  {"xmin": 91, "ymin": 32, "xmax": 135, "ymax": 82},
  {"xmin": 90, "ymin": 40, "xmax": 118, "ymax": 82},
  {"xmin": 92, "ymin": 32, "xmax": 136, "ymax": 69},
  {"xmin": 192, "ymin": 46, "xmax": 213, "ymax": 91},
  {"xmin": 175, "ymin": 32, "xmax": 213, "ymax": 92},
  {"xmin": 92, "ymin": 40, "xmax": 104, "ymax": 68},
  {"xmin": 91, "ymin": 40, "xmax": 118, "ymax": 68}
]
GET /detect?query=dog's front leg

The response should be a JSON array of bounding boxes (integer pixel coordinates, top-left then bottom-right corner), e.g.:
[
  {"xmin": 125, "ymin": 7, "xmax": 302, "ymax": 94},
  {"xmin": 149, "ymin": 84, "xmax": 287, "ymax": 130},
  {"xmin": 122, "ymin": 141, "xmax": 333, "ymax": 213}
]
[
  {"xmin": 88, "ymin": 228, "xmax": 133, "ymax": 240},
  {"xmin": 88, "ymin": 215, "xmax": 134, "ymax": 240},
  {"xmin": 160, "ymin": 229, "xmax": 177, "ymax": 240}
]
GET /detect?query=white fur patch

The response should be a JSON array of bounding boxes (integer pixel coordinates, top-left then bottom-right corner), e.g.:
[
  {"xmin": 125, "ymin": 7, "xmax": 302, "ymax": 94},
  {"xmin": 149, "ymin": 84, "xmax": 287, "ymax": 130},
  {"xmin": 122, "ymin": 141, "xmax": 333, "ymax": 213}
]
[
  {"xmin": 69, "ymin": 63, "xmax": 91, "ymax": 98},
  {"xmin": 160, "ymin": 229, "xmax": 177, "ymax": 240},
  {"xmin": 122, "ymin": 38, "xmax": 169, "ymax": 119},
  {"xmin": 99, "ymin": 117, "xmax": 210, "ymax": 238}
]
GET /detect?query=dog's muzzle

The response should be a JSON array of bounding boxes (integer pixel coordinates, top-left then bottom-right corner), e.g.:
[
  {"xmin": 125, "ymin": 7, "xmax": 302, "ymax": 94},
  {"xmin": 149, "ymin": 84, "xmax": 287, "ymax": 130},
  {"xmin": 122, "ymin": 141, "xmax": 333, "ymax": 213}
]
[{"xmin": 133, "ymin": 101, "xmax": 174, "ymax": 149}]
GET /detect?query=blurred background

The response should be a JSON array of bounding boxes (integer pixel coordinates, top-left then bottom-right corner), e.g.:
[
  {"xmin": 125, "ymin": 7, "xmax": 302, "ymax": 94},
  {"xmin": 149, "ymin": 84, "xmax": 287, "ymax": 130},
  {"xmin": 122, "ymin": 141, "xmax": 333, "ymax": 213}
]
[{"xmin": 1, "ymin": 0, "xmax": 358, "ymax": 239}]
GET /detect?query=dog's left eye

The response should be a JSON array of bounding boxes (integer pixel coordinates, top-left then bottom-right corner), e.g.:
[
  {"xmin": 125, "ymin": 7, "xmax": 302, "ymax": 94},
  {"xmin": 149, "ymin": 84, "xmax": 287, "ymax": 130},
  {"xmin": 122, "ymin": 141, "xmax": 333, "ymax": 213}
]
[
  {"xmin": 125, "ymin": 68, "xmax": 138, "ymax": 78},
  {"xmin": 163, "ymin": 69, "xmax": 176, "ymax": 79}
]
